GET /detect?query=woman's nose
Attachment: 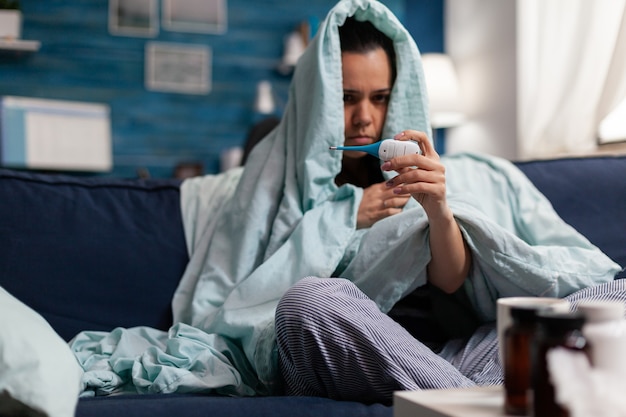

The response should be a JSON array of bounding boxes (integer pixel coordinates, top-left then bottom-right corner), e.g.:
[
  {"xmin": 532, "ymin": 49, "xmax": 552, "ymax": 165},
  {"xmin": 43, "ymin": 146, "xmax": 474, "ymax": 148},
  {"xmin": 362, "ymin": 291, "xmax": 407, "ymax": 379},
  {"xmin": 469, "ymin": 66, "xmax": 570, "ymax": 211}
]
[{"xmin": 352, "ymin": 102, "xmax": 373, "ymax": 127}]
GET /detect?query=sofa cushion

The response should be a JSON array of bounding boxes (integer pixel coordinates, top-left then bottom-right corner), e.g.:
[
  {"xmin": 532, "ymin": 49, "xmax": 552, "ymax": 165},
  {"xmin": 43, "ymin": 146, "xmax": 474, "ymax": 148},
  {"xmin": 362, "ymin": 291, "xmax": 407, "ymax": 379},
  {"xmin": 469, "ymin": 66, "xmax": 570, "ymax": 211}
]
[
  {"xmin": 0, "ymin": 169, "xmax": 189, "ymax": 341},
  {"xmin": 515, "ymin": 155, "xmax": 626, "ymax": 278}
]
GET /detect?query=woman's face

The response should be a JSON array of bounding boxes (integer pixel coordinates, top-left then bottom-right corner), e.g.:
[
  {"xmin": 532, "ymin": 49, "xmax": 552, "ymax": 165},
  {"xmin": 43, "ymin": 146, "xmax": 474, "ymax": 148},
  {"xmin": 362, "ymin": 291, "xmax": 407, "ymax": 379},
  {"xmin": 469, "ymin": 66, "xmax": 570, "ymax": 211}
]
[{"xmin": 342, "ymin": 47, "xmax": 393, "ymax": 159}]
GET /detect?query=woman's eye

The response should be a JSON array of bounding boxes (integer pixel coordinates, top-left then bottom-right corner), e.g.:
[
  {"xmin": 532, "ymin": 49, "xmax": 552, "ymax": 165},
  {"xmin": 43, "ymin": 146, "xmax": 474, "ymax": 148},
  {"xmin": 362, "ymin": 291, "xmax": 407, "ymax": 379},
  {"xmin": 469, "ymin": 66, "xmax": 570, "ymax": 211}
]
[
  {"xmin": 343, "ymin": 93, "xmax": 355, "ymax": 103},
  {"xmin": 373, "ymin": 94, "xmax": 390, "ymax": 103}
]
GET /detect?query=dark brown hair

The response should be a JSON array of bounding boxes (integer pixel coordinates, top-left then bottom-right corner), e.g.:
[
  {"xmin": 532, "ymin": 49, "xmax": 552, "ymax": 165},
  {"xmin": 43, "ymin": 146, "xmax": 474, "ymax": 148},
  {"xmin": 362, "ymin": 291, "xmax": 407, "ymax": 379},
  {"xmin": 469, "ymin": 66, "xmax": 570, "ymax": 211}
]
[{"xmin": 338, "ymin": 17, "xmax": 397, "ymax": 83}]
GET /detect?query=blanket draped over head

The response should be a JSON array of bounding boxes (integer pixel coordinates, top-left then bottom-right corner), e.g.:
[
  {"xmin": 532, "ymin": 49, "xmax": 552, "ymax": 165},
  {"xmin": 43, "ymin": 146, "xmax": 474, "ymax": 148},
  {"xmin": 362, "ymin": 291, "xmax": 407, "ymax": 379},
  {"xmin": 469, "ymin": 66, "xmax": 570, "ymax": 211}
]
[{"xmin": 70, "ymin": 0, "xmax": 621, "ymax": 398}]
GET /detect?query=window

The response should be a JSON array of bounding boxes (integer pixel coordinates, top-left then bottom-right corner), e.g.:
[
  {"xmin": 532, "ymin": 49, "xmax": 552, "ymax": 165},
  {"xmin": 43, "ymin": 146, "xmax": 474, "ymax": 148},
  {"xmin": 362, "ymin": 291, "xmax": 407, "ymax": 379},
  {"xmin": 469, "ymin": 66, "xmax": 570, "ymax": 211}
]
[{"xmin": 598, "ymin": 97, "xmax": 626, "ymax": 144}]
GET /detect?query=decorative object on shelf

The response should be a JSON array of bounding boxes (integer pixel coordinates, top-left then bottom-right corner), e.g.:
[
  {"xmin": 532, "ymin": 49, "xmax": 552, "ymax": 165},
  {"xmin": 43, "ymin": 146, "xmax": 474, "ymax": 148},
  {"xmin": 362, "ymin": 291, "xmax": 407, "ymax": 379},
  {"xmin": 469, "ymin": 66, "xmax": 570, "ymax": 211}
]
[
  {"xmin": 254, "ymin": 80, "xmax": 276, "ymax": 116},
  {"xmin": 162, "ymin": 0, "xmax": 227, "ymax": 35},
  {"xmin": 174, "ymin": 161, "xmax": 204, "ymax": 179},
  {"xmin": 145, "ymin": 42, "xmax": 211, "ymax": 95},
  {"xmin": 0, "ymin": 0, "xmax": 40, "ymax": 54},
  {"xmin": 0, "ymin": 0, "xmax": 21, "ymax": 40},
  {"xmin": 277, "ymin": 18, "xmax": 318, "ymax": 75},
  {"xmin": 108, "ymin": 0, "xmax": 158, "ymax": 38},
  {"xmin": 277, "ymin": 28, "xmax": 306, "ymax": 75}
]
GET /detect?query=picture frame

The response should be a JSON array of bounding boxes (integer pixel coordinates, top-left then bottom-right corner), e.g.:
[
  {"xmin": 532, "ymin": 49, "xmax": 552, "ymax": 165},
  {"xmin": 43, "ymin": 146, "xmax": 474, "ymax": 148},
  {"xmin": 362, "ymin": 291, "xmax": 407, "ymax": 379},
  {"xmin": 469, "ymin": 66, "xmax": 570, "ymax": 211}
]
[
  {"xmin": 145, "ymin": 42, "xmax": 211, "ymax": 95},
  {"xmin": 162, "ymin": 0, "xmax": 227, "ymax": 34},
  {"xmin": 108, "ymin": 0, "xmax": 158, "ymax": 37}
]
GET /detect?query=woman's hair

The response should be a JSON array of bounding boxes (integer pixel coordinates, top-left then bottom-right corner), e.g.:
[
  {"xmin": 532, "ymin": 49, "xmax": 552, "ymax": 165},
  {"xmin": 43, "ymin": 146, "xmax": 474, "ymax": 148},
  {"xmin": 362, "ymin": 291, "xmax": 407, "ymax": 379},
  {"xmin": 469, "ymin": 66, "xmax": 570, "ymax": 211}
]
[{"xmin": 338, "ymin": 16, "xmax": 397, "ymax": 82}]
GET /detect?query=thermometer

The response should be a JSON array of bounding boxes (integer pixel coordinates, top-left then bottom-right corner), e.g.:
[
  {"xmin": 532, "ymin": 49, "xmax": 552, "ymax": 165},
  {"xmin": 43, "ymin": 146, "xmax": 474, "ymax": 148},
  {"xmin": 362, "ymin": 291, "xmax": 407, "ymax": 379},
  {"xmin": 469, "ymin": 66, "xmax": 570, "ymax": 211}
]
[{"xmin": 330, "ymin": 139, "xmax": 421, "ymax": 161}]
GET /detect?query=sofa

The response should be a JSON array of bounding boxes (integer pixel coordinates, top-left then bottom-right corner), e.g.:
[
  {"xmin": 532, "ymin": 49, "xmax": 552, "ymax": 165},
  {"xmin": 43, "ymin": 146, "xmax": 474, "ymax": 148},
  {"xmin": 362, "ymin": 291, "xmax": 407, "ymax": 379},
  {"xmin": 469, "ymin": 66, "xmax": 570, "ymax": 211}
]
[{"xmin": 0, "ymin": 153, "xmax": 624, "ymax": 417}]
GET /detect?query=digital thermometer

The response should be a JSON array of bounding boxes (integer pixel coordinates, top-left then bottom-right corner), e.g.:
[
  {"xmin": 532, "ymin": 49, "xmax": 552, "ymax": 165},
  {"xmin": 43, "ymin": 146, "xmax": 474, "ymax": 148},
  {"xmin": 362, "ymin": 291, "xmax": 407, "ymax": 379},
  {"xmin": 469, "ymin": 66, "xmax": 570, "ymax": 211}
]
[{"xmin": 329, "ymin": 139, "xmax": 421, "ymax": 161}]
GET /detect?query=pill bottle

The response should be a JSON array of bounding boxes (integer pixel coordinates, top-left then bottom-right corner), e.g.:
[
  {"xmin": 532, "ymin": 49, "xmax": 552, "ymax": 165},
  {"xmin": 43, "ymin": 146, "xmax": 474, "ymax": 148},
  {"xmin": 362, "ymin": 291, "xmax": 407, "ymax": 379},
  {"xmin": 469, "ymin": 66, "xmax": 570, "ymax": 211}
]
[
  {"xmin": 532, "ymin": 311, "xmax": 586, "ymax": 417},
  {"xmin": 577, "ymin": 300, "xmax": 626, "ymax": 374},
  {"xmin": 504, "ymin": 305, "xmax": 545, "ymax": 415}
]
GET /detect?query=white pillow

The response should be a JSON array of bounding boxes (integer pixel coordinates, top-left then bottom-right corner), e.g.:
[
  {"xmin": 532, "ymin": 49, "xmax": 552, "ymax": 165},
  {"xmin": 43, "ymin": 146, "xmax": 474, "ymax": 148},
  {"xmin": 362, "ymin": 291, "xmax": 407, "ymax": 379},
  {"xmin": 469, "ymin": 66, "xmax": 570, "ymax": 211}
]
[{"xmin": 0, "ymin": 286, "xmax": 83, "ymax": 417}]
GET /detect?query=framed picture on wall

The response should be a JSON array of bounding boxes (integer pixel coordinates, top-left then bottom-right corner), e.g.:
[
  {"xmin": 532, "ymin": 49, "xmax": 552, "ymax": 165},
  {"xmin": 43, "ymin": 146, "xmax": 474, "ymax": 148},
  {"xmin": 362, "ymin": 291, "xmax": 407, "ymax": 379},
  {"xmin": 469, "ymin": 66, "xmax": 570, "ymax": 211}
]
[
  {"xmin": 109, "ymin": 0, "xmax": 158, "ymax": 37},
  {"xmin": 162, "ymin": 0, "xmax": 227, "ymax": 34},
  {"xmin": 145, "ymin": 42, "xmax": 211, "ymax": 95}
]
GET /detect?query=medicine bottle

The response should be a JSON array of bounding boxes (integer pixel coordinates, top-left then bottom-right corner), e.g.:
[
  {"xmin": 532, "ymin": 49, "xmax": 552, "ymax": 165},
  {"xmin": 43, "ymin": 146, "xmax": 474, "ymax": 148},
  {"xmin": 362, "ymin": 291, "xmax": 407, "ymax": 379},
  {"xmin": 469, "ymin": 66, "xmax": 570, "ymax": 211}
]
[
  {"xmin": 504, "ymin": 306, "xmax": 544, "ymax": 416},
  {"xmin": 577, "ymin": 300, "xmax": 626, "ymax": 374},
  {"xmin": 532, "ymin": 311, "xmax": 587, "ymax": 417}
]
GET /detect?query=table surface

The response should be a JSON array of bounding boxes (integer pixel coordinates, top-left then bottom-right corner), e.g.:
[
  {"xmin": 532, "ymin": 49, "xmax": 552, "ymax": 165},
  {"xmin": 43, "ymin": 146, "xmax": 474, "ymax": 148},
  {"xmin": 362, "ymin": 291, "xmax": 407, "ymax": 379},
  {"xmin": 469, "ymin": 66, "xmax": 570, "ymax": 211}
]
[{"xmin": 394, "ymin": 385, "xmax": 518, "ymax": 417}]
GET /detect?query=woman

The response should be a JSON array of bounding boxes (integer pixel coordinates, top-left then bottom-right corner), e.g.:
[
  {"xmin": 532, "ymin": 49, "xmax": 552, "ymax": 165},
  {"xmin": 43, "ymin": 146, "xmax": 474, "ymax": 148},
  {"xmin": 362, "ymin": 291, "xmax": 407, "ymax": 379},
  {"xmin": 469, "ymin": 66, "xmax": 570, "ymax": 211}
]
[{"xmin": 275, "ymin": 13, "xmax": 486, "ymax": 404}]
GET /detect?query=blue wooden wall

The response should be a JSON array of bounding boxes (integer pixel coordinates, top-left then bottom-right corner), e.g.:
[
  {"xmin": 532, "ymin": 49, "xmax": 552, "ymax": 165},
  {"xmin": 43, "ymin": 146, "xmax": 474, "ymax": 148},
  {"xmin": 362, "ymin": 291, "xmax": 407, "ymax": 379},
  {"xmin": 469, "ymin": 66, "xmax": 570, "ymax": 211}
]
[{"xmin": 0, "ymin": 0, "xmax": 442, "ymax": 178}]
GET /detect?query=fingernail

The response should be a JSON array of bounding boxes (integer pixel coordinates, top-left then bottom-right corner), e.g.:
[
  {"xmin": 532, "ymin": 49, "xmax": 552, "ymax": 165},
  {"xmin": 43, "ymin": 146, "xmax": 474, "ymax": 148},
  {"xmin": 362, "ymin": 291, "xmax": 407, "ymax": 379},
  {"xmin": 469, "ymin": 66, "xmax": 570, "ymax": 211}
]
[
  {"xmin": 381, "ymin": 161, "xmax": 391, "ymax": 171},
  {"xmin": 393, "ymin": 132, "xmax": 405, "ymax": 139},
  {"xmin": 385, "ymin": 179, "xmax": 394, "ymax": 188}
]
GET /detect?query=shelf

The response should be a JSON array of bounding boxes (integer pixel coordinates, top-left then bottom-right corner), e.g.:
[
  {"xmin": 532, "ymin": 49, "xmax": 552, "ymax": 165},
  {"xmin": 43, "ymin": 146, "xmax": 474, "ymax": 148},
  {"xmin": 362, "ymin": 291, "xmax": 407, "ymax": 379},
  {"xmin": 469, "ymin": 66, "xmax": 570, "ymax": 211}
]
[
  {"xmin": 395, "ymin": 386, "xmax": 509, "ymax": 417},
  {"xmin": 0, "ymin": 39, "xmax": 40, "ymax": 52}
]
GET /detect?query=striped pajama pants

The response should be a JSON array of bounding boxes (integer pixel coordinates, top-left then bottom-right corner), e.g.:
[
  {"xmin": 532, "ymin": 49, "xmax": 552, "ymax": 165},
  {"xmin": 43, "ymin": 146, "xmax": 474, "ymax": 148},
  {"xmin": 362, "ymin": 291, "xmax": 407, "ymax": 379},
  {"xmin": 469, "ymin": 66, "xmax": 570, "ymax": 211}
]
[{"xmin": 275, "ymin": 276, "xmax": 626, "ymax": 404}]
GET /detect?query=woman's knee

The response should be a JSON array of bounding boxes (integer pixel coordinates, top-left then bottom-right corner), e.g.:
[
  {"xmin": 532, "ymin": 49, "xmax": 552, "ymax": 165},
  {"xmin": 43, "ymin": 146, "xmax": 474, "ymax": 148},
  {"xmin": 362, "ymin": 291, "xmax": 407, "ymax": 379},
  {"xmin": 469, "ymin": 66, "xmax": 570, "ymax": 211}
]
[
  {"xmin": 278, "ymin": 277, "xmax": 335, "ymax": 317},
  {"xmin": 276, "ymin": 276, "xmax": 359, "ymax": 327}
]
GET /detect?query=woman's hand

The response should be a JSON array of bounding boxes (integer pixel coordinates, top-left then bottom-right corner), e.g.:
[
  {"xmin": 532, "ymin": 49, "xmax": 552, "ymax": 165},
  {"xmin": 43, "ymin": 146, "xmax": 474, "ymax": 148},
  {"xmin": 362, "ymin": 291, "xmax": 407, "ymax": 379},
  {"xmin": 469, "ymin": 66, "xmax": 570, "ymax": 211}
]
[
  {"xmin": 381, "ymin": 130, "xmax": 471, "ymax": 294},
  {"xmin": 380, "ymin": 130, "xmax": 447, "ymax": 221},
  {"xmin": 357, "ymin": 182, "xmax": 410, "ymax": 229}
]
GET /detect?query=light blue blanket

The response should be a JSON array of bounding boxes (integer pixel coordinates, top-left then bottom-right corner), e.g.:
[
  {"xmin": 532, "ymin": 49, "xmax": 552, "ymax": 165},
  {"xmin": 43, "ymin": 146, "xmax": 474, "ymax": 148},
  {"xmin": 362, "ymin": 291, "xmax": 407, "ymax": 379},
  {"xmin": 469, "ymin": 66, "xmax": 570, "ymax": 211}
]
[{"xmin": 70, "ymin": 0, "xmax": 620, "ymax": 398}]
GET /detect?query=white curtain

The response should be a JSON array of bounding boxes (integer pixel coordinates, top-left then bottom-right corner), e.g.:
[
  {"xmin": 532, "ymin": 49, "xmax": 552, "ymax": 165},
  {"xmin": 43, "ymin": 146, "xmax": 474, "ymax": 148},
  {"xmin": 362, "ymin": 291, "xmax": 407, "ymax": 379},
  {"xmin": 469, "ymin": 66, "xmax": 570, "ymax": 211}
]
[{"xmin": 517, "ymin": 0, "xmax": 626, "ymax": 158}]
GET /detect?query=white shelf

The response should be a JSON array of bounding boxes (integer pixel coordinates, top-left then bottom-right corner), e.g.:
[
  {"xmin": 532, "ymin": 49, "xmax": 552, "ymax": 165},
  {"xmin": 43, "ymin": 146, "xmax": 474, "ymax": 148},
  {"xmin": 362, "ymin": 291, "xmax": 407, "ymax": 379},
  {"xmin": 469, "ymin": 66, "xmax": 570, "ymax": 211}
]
[
  {"xmin": 0, "ymin": 39, "xmax": 40, "ymax": 52},
  {"xmin": 394, "ymin": 386, "xmax": 515, "ymax": 417}
]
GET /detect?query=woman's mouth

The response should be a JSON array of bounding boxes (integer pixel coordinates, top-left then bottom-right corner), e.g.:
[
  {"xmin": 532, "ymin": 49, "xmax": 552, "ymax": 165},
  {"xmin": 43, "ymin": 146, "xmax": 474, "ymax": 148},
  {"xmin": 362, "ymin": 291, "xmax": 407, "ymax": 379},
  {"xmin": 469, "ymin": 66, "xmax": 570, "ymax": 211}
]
[{"xmin": 346, "ymin": 136, "xmax": 374, "ymax": 146}]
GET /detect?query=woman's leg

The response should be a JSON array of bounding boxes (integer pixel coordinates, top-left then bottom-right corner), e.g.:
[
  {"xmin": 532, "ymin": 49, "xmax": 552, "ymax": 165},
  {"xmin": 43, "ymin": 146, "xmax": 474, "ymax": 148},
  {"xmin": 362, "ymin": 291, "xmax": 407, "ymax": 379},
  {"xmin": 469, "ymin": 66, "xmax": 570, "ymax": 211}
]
[
  {"xmin": 446, "ymin": 280, "xmax": 626, "ymax": 385},
  {"xmin": 565, "ymin": 279, "xmax": 626, "ymax": 306},
  {"xmin": 438, "ymin": 323, "xmax": 503, "ymax": 386},
  {"xmin": 439, "ymin": 279, "xmax": 626, "ymax": 388},
  {"xmin": 276, "ymin": 277, "xmax": 626, "ymax": 403},
  {"xmin": 275, "ymin": 276, "xmax": 476, "ymax": 404}
]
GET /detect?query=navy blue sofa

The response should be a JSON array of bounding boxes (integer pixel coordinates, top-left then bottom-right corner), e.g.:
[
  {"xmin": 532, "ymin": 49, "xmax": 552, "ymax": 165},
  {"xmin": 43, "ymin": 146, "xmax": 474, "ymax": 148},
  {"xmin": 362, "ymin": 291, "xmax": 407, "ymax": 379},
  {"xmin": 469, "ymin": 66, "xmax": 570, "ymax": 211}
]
[{"xmin": 0, "ymin": 154, "xmax": 624, "ymax": 417}]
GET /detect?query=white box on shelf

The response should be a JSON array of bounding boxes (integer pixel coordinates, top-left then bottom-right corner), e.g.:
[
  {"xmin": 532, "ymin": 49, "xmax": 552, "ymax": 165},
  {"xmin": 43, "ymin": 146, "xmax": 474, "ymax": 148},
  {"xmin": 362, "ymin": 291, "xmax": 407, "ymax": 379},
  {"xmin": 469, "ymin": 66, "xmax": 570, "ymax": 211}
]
[{"xmin": 0, "ymin": 10, "xmax": 21, "ymax": 40}]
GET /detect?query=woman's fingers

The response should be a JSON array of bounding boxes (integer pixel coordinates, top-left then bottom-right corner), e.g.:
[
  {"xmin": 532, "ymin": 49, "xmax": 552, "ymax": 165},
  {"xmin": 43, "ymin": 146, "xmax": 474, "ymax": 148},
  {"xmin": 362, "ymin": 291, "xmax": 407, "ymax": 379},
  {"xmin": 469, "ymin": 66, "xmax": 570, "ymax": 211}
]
[
  {"xmin": 385, "ymin": 166, "xmax": 444, "ymax": 194},
  {"xmin": 393, "ymin": 130, "xmax": 437, "ymax": 158},
  {"xmin": 384, "ymin": 194, "xmax": 410, "ymax": 209},
  {"xmin": 357, "ymin": 182, "xmax": 411, "ymax": 228},
  {"xmin": 381, "ymin": 130, "xmax": 446, "ymax": 202},
  {"xmin": 381, "ymin": 130, "xmax": 439, "ymax": 173}
]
